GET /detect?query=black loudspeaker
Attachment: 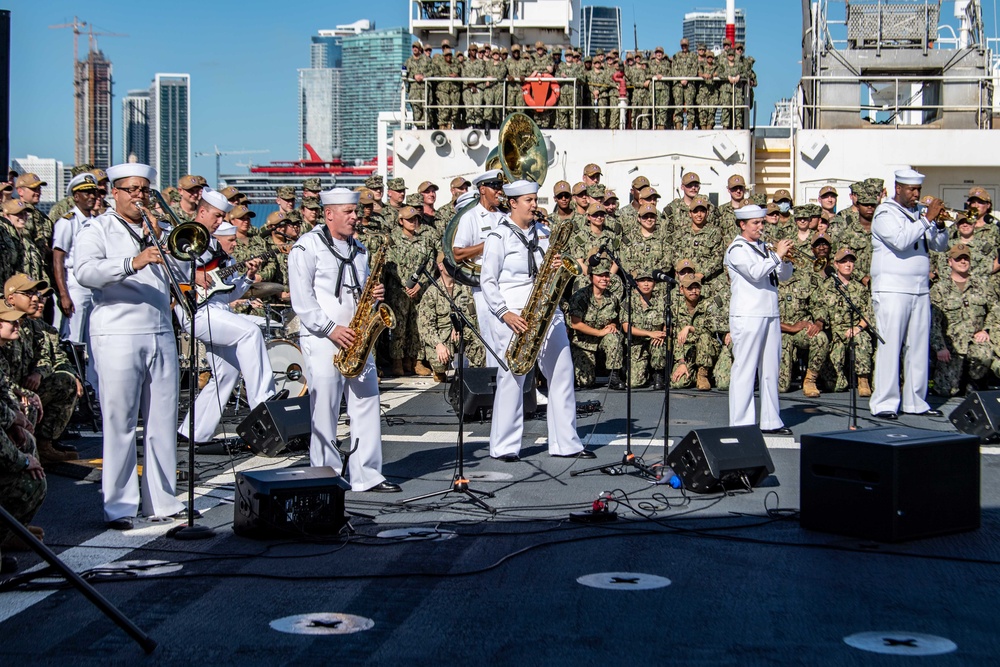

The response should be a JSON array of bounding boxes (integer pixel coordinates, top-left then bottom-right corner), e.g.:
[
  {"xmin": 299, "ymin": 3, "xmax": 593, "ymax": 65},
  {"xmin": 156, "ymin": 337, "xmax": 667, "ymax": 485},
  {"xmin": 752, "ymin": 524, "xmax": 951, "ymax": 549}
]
[
  {"xmin": 666, "ymin": 425, "xmax": 775, "ymax": 493},
  {"xmin": 448, "ymin": 368, "xmax": 535, "ymax": 418},
  {"xmin": 237, "ymin": 396, "xmax": 312, "ymax": 457},
  {"xmin": 800, "ymin": 426, "xmax": 980, "ymax": 542},
  {"xmin": 234, "ymin": 466, "xmax": 350, "ymax": 538},
  {"xmin": 949, "ymin": 390, "xmax": 1000, "ymax": 442}
]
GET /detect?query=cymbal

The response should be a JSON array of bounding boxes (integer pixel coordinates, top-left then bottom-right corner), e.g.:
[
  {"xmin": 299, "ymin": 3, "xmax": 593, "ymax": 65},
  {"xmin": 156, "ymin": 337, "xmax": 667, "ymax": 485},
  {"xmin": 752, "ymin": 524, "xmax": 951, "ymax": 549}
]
[{"xmin": 246, "ymin": 282, "xmax": 285, "ymax": 298}]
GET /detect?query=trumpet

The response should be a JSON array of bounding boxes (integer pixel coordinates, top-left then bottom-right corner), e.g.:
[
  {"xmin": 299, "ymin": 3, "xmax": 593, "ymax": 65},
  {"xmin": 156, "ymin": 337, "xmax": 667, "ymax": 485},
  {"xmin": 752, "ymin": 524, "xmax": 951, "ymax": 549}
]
[
  {"xmin": 918, "ymin": 197, "xmax": 979, "ymax": 224},
  {"xmin": 762, "ymin": 234, "xmax": 807, "ymax": 268}
]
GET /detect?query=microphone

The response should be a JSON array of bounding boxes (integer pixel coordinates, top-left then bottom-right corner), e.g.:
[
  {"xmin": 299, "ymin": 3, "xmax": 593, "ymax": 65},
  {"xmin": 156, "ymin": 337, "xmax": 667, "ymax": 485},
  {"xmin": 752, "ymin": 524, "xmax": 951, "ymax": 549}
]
[
  {"xmin": 406, "ymin": 260, "xmax": 429, "ymax": 289},
  {"xmin": 823, "ymin": 264, "xmax": 836, "ymax": 280},
  {"xmin": 588, "ymin": 247, "xmax": 606, "ymax": 268},
  {"xmin": 651, "ymin": 269, "xmax": 676, "ymax": 287}
]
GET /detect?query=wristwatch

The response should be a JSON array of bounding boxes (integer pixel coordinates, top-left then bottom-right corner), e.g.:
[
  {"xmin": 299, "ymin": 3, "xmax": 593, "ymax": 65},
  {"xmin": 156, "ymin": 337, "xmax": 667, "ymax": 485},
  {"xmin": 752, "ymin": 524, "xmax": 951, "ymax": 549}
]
[{"xmin": 23, "ymin": 456, "xmax": 30, "ymax": 470}]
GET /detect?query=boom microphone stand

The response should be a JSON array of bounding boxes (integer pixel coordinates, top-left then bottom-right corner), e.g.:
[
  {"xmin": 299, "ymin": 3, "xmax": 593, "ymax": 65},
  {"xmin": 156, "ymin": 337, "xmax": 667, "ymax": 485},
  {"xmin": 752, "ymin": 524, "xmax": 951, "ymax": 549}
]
[
  {"xmin": 401, "ymin": 266, "xmax": 507, "ymax": 513},
  {"xmin": 572, "ymin": 245, "xmax": 658, "ymax": 480},
  {"xmin": 653, "ymin": 270, "xmax": 678, "ymax": 473}
]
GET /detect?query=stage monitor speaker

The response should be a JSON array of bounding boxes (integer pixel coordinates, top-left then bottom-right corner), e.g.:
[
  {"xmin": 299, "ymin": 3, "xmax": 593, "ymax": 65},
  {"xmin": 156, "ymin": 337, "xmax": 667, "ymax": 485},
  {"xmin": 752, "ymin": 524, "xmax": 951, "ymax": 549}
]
[
  {"xmin": 800, "ymin": 426, "xmax": 980, "ymax": 542},
  {"xmin": 237, "ymin": 396, "xmax": 312, "ymax": 457},
  {"xmin": 666, "ymin": 425, "xmax": 775, "ymax": 493},
  {"xmin": 448, "ymin": 368, "xmax": 535, "ymax": 419},
  {"xmin": 949, "ymin": 390, "xmax": 1000, "ymax": 442},
  {"xmin": 234, "ymin": 466, "xmax": 350, "ymax": 538}
]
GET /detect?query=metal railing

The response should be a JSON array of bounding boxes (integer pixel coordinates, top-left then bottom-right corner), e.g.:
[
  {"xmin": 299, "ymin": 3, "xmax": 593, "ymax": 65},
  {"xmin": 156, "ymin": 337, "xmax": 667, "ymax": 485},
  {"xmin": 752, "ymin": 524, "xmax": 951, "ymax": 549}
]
[{"xmin": 402, "ymin": 74, "xmax": 752, "ymax": 131}]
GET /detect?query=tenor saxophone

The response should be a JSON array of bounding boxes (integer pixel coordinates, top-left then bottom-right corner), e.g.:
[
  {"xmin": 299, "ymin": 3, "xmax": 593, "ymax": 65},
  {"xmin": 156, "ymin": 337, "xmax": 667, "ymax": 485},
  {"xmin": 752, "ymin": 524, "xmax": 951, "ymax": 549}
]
[
  {"xmin": 505, "ymin": 221, "xmax": 581, "ymax": 375},
  {"xmin": 333, "ymin": 239, "xmax": 396, "ymax": 378}
]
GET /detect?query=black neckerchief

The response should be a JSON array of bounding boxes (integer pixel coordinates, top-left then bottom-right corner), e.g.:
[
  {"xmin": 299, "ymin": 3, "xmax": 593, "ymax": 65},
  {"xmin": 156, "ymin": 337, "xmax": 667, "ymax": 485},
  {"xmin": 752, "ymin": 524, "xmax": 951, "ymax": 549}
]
[
  {"xmin": 502, "ymin": 220, "xmax": 542, "ymax": 277},
  {"xmin": 317, "ymin": 226, "xmax": 362, "ymax": 298},
  {"xmin": 112, "ymin": 212, "xmax": 153, "ymax": 250}
]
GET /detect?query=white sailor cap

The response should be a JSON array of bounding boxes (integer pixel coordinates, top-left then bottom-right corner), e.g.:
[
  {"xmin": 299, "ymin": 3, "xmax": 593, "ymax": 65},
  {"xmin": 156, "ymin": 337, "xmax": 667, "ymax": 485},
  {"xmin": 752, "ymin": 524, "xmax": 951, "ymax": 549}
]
[
  {"xmin": 472, "ymin": 169, "xmax": 503, "ymax": 186},
  {"xmin": 502, "ymin": 180, "xmax": 539, "ymax": 197},
  {"xmin": 66, "ymin": 173, "xmax": 99, "ymax": 196},
  {"xmin": 894, "ymin": 169, "xmax": 925, "ymax": 185},
  {"xmin": 320, "ymin": 187, "xmax": 360, "ymax": 206},
  {"xmin": 213, "ymin": 222, "xmax": 238, "ymax": 237},
  {"xmin": 200, "ymin": 187, "xmax": 234, "ymax": 214},
  {"xmin": 106, "ymin": 163, "xmax": 157, "ymax": 185},
  {"xmin": 456, "ymin": 190, "xmax": 480, "ymax": 209},
  {"xmin": 734, "ymin": 204, "xmax": 767, "ymax": 221}
]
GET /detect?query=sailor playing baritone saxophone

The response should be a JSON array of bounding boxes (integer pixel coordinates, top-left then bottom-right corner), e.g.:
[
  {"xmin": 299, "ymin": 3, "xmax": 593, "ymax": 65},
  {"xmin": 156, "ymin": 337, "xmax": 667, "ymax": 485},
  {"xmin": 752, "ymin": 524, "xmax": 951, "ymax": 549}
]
[
  {"xmin": 288, "ymin": 187, "xmax": 400, "ymax": 493},
  {"xmin": 480, "ymin": 180, "xmax": 595, "ymax": 462}
]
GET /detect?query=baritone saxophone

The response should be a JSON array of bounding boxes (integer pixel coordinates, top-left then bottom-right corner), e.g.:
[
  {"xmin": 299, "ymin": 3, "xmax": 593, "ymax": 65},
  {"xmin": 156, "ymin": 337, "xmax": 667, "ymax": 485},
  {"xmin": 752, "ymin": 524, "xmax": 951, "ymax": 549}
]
[
  {"xmin": 333, "ymin": 238, "xmax": 396, "ymax": 378},
  {"xmin": 505, "ymin": 221, "xmax": 581, "ymax": 375}
]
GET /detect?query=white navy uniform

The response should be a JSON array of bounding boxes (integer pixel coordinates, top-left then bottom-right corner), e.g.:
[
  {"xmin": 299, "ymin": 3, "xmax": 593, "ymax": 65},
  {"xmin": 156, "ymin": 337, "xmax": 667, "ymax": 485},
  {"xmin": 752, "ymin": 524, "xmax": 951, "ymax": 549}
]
[
  {"xmin": 288, "ymin": 227, "xmax": 386, "ymax": 491},
  {"xmin": 480, "ymin": 218, "xmax": 584, "ymax": 458},
  {"xmin": 725, "ymin": 236, "xmax": 793, "ymax": 430},
  {"xmin": 174, "ymin": 240, "xmax": 275, "ymax": 443},
  {"xmin": 53, "ymin": 205, "xmax": 98, "ymax": 393},
  {"xmin": 74, "ymin": 212, "xmax": 185, "ymax": 521},
  {"xmin": 453, "ymin": 202, "xmax": 504, "ymax": 366},
  {"xmin": 869, "ymin": 199, "xmax": 948, "ymax": 415}
]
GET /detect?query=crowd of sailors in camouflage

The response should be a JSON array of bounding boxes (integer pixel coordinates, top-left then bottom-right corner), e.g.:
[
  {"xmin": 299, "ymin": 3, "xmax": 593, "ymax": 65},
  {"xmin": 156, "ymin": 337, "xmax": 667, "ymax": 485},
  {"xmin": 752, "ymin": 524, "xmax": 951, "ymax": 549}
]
[{"xmin": 404, "ymin": 37, "xmax": 757, "ymax": 130}]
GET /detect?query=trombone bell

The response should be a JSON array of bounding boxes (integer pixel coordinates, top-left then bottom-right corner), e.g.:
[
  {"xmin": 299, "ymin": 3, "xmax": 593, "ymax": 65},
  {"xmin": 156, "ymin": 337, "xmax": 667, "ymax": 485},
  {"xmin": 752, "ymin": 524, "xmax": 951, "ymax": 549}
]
[{"xmin": 168, "ymin": 222, "xmax": 211, "ymax": 261}]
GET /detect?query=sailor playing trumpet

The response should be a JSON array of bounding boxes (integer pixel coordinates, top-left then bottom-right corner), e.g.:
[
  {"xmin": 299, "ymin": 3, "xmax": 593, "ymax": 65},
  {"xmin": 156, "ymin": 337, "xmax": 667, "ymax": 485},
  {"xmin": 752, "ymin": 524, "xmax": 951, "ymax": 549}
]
[{"xmin": 480, "ymin": 180, "xmax": 594, "ymax": 462}]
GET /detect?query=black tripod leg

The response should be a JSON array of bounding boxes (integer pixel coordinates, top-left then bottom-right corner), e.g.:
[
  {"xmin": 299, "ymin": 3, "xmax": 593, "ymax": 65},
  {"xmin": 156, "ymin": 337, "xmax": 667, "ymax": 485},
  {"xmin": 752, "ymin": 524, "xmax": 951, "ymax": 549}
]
[{"xmin": 0, "ymin": 505, "xmax": 157, "ymax": 654}]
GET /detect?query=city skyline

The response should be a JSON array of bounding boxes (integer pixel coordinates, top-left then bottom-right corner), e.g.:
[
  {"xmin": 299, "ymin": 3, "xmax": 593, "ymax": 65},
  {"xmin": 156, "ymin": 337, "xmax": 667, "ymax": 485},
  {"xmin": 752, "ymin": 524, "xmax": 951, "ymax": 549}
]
[{"xmin": 7, "ymin": 1, "xmax": 994, "ymax": 181}]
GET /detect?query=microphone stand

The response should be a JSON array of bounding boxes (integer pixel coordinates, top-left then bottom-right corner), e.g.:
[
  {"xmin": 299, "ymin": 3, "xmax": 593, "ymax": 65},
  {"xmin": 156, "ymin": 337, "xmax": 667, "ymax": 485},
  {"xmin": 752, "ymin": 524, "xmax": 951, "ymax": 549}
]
[
  {"xmin": 657, "ymin": 272, "xmax": 677, "ymax": 472},
  {"xmin": 572, "ymin": 245, "xmax": 658, "ymax": 480},
  {"xmin": 401, "ymin": 266, "xmax": 506, "ymax": 513},
  {"xmin": 826, "ymin": 271, "xmax": 884, "ymax": 430}
]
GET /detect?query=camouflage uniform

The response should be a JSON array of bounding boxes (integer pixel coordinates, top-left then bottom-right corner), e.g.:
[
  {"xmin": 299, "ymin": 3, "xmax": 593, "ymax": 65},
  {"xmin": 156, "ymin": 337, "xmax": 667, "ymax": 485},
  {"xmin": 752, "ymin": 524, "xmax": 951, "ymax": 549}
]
[
  {"xmin": 817, "ymin": 274, "xmax": 874, "ymax": 392},
  {"xmin": 830, "ymin": 215, "xmax": 873, "ymax": 284},
  {"xmin": 433, "ymin": 53, "xmax": 462, "ymax": 128},
  {"xmin": 589, "ymin": 63, "xmax": 613, "ymax": 129},
  {"xmin": 931, "ymin": 276, "xmax": 993, "ymax": 396},
  {"xmin": 648, "ymin": 52, "xmax": 672, "ymax": 128},
  {"xmin": 567, "ymin": 225, "xmax": 621, "ymax": 294},
  {"xmin": 671, "ymin": 47, "xmax": 699, "ymax": 129},
  {"xmin": 555, "ymin": 57, "xmax": 576, "ymax": 129},
  {"xmin": 697, "ymin": 56, "xmax": 718, "ymax": 129},
  {"xmin": 405, "ymin": 49, "xmax": 430, "ymax": 127},
  {"xmin": 505, "ymin": 51, "xmax": 533, "ymax": 113},
  {"xmin": 483, "ymin": 54, "xmax": 508, "ymax": 127},
  {"xmin": 47, "ymin": 195, "xmax": 76, "ymax": 226},
  {"xmin": 716, "ymin": 54, "xmax": 745, "ymax": 129},
  {"xmin": 670, "ymin": 292, "xmax": 719, "ymax": 389},
  {"xmin": 704, "ymin": 292, "xmax": 733, "ymax": 389},
  {"xmin": 19, "ymin": 230, "xmax": 50, "ymax": 285},
  {"xmin": 0, "ymin": 219, "xmax": 24, "ymax": 284},
  {"xmin": 671, "ymin": 223, "xmax": 725, "ymax": 287},
  {"xmin": 622, "ymin": 289, "xmax": 667, "ymax": 387},
  {"xmin": 629, "ymin": 63, "xmax": 652, "ymax": 130},
  {"xmin": 662, "ymin": 196, "xmax": 716, "ymax": 245},
  {"xmin": 24, "ymin": 207, "xmax": 53, "ymax": 273},
  {"xmin": 385, "ymin": 226, "xmax": 440, "ymax": 362},
  {"xmin": 619, "ymin": 227, "xmax": 672, "ymax": 281},
  {"xmin": 777, "ymin": 269, "xmax": 830, "ymax": 392},
  {"xmin": 0, "ymin": 368, "xmax": 46, "ymax": 558},
  {"xmin": 416, "ymin": 279, "xmax": 485, "ymax": 371},
  {"xmin": 936, "ymin": 224, "xmax": 1000, "ymax": 282},
  {"xmin": 567, "ymin": 284, "xmax": 625, "ymax": 387},
  {"xmin": 461, "ymin": 52, "xmax": 485, "ymax": 128},
  {"xmin": 708, "ymin": 200, "xmax": 744, "ymax": 236}
]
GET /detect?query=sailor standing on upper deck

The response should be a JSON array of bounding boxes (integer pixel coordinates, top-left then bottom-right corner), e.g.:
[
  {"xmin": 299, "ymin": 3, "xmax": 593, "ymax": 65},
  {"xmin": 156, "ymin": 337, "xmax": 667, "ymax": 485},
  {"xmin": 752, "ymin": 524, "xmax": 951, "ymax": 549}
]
[{"xmin": 869, "ymin": 169, "xmax": 948, "ymax": 419}]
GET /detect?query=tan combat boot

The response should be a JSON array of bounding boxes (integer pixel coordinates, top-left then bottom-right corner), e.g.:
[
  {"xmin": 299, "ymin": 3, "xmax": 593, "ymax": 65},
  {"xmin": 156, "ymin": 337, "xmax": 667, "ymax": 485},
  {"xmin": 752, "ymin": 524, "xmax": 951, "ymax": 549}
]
[
  {"xmin": 858, "ymin": 376, "xmax": 872, "ymax": 397},
  {"xmin": 414, "ymin": 360, "xmax": 433, "ymax": 377},
  {"xmin": 37, "ymin": 438, "xmax": 78, "ymax": 464},
  {"xmin": 432, "ymin": 371, "xmax": 448, "ymax": 383},
  {"xmin": 803, "ymin": 370, "xmax": 821, "ymax": 398},
  {"xmin": 696, "ymin": 367, "xmax": 711, "ymax": 391},
  {"xmin": 198, "ymin": 370, "xmax": 212, "ymax": 390}
]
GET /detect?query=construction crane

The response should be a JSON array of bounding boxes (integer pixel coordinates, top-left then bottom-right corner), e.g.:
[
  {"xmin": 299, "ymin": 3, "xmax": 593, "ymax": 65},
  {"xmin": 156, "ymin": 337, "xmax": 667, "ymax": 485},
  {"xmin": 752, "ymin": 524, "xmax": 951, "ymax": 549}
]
[{"xmin": 195, "ymin": 147, "xmax": 270, "ymax": 188}]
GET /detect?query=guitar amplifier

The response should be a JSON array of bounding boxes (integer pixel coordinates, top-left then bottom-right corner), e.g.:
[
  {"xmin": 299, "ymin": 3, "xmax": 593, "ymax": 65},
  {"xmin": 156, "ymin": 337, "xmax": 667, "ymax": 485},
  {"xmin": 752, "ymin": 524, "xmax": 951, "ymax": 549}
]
[
  {"xmin": 237, "ymin": 396, "xmax": 312, "ymax": 457},
  {"xmin": 234, "ymin": 466, "xmax": 350, "ymax": 539}
]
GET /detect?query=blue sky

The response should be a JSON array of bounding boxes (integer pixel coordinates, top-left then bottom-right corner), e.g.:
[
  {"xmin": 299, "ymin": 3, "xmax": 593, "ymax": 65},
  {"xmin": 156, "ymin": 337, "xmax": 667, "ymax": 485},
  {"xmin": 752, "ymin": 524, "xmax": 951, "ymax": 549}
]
[{"xmin": 5, "ymin": 1, "xmax": 987, "ymax": 177}]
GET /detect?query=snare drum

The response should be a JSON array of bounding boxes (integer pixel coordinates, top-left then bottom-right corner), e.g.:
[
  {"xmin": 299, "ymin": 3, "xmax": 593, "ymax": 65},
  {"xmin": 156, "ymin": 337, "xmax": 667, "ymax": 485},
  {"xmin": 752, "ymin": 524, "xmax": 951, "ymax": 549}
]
[
  {"xmin": 266, "ymin": 338, "xmax": 308, "ymax": 397},
  {"xmin": 281, "ymin": 307, "xmax": 301, "ymax": 338},
  {"xmin": 177, "ymin": 332, "xmax": 208, "ymax": 372}
]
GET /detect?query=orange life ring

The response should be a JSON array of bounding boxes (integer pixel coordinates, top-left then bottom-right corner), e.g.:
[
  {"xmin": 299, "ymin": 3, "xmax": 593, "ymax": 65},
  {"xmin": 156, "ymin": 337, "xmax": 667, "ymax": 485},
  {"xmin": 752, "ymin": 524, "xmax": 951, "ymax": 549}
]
[{"xmin": 522, "ymin": 73, "xmax": 561, "ymax": 111}]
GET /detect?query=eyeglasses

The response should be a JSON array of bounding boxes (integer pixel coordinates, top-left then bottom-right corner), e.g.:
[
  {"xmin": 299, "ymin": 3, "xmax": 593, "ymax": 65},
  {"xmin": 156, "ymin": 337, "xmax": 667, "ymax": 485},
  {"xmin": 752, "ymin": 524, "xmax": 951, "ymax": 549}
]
[
  {"xmin": 283, "ymin": 222, "xmax": 302, "ymax": 228},
  {"xmin": 684, "ymin": 182, "xmax": 701, "ymax": 188},
  {"xmin": 481, "ymin": 181, "xmax": 503, "ymax": 190},
  {"xmin": 117, "ymin": 185, "xmax": 151, "ymax": 196},
  {"xmin": 729, "ymin": 186, "xmax": 745, "ymax": 191},
  {"xmin": 820, "ymin": 193, "xmax": 837, "ymax": 199},
  {"xmin": 13, "ymin": 290, "xmax": 42, "ymax": 298},
  {"xmin": 555, "ymin": 193, "xmax": 571, "ymax": 199}
]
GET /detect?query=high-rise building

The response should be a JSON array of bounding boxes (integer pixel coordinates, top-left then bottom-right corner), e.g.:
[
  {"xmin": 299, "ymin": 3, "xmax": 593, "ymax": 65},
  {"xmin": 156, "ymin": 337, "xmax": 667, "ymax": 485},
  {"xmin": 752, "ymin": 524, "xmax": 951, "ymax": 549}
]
[
  {"xmin": 75, "ymin": 49, "xmax": 114, "ymax": 170},
  {"xmin": 122, "ymin": 89, "xmax": 150, "ymax": 164},
  {"xmin": 683, "ymin": 9, "xmax": 747, "ymax": 51},
  {"xmin": 581, "ymin": 6, "xmax": 622, "ymax": 56},
  {"xmin": 341, "ymin": 27, "xmax": 410, "ymax": 162},
  {"xmin": 297, "ymin": 21, "xmax": 376, "ymax": 162},
  {"xmin": 148, "ymin": 74, "xmax": 191, "ymax": 191},
  {"xmin": 12, "ymin": 155, "xmax": 65, "ymax": 213}
]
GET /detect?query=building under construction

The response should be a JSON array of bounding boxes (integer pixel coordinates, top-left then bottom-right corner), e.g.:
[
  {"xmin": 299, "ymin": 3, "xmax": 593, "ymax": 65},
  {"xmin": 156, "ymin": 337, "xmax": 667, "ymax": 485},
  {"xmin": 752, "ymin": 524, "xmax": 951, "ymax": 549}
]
[{"xmin": 76, "ymin": 49, "xmax": 113, "ymax": 169}]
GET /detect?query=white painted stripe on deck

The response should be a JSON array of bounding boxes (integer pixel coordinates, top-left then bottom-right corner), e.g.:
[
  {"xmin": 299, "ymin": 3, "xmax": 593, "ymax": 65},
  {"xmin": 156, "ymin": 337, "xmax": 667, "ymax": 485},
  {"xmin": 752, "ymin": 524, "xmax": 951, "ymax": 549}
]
[{"xmin": 0, "ymin": 388, "xmax": 420, "ymax": 624}]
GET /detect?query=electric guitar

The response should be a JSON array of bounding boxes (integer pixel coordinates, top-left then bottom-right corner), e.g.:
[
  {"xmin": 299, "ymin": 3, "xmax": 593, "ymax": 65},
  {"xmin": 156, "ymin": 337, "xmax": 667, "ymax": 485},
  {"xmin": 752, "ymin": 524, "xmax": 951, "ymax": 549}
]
[{"xmin": 180, "ymin": 249, "xmax": 278, "ymax": 305}]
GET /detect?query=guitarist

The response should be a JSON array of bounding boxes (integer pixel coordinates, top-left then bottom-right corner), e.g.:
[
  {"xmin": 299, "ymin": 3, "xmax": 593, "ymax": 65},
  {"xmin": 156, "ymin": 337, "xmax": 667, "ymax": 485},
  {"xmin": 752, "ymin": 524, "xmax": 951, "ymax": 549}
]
[{"xmin": 173, "ymin": 190, "xmax": 277, "ymax": 445}]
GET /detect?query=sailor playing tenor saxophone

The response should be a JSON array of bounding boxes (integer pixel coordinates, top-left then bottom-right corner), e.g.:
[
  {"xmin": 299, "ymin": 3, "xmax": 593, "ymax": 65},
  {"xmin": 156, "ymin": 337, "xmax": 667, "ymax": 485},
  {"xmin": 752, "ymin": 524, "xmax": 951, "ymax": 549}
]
[
  {"xmin": 288, "ymin": 187, "xmax": 400, "ymax": 493},
  {"xmin": 480, "ymin": 180, "xmax": 595, "ymax": 462}
]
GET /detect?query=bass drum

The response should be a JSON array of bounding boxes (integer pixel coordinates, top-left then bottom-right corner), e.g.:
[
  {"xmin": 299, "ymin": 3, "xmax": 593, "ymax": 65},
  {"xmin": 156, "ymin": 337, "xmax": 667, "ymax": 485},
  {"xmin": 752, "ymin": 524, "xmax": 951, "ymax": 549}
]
[{"xmin": 266, "ymin": 339, "xmax": 308, "ymax": 398}]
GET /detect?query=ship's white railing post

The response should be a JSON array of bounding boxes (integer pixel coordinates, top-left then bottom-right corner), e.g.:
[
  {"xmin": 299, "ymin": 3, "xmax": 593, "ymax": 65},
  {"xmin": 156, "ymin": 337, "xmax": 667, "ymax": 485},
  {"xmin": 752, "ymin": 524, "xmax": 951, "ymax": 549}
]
[{"xmin": 377, "ymin": 111, "xmax": 403, "ymax": 181}]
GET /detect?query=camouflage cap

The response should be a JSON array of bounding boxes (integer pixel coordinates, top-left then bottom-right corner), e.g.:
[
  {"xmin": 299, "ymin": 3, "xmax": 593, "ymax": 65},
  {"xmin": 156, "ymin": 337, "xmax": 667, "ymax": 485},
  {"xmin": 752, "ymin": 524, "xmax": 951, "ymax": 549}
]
[
  {"xmin": 70, "ymin": 163, "xmax": 96, "ymax": 177},
  {"xmin": 534, "ymin": 40, "xmax": 545, "ymax": 49},
  {"xmin": 511, "ymin": 43, "xmax": 522, "ymax": 52},
  {"xmin": 595, "ymin": 48, "xmax": 604, "ymax": 56},
  {"xmin": 586, "ymin": 184, "xmax": 606, "ymax": 199},
  {"xmin": 276, "ymin": 185, "xmax": 296, "ymax": 200},
  {"xmin": 365, "ymin": 175, "xmax": 385, "ymax": 190},
  {"xmin": 696, "ymin": 43, "xmax": 707, "ymax": 50},
  {"xmin": 948, "ymin": 243, "xmax": 972, "ymax": 259},
  {"xmin": 387, "ymin": 177, "xmax": 406, "ymax": 191},
  {"xmin": 178, "ymin": 174, "xmax": 207, "ymax": 190},
  {"xmin": 808, "ymin": 203, "xmax": 824, "ymax": 217},
  {"xmin": 654, "ymin": 45, "xmax": 664, "ymax": 53},
  {"xmin": 634, "ymin": 265, "xmax": 655, "ymax": 280},
  {"xmin": 855, "ymin": 184, "xmax": 880, "ymax": 205},
  {"xmin": 589, "ymin": 255, "xmax": 612, "ymax": 275},
  {"xmin": 405, "ymin": 192, "xmax": 423, "ymax": 207},
  {"xmin": 849, "ymin": 181, "xmax": 865, "ymax": 195},
  {"xmin": 792, "ymin": 205, "xmax": 812, "ymax": 219},
  {"xmin": 227, "ymin": 204, "xmax": 255, "ymax": 221},
  {"xmin": 863, "ymin": 177, "xmax": 884, "ymax": 193},
  {"xmin": 834, "ymin": 247, "xmax": 856, "ymax": 263},
  {"xmin": 749, "ymin": 193, "xmax": 768, "ymax": 206},
  {"xmin": 301, "ymin": 197, "xmax": 322, "ymax": 210},
  {"xmin": 164, "ymin": 186, "xmax": 181, "ymax": 203},
  {"xmin": 302, "ymin": 177, "xmax": 322, "ymax": 191}
]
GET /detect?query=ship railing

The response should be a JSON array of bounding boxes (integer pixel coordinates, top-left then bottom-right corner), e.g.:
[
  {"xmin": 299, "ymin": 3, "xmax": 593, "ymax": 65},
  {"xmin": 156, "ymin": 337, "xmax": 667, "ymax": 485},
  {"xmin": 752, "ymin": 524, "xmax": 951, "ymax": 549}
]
[
  {"xmin": 403, "ymin": 75, "xmax": 752, "ymax": 131},
  {"xmin": 800, "ymin": 73, "xmax": 994, "ymax": 130}
]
